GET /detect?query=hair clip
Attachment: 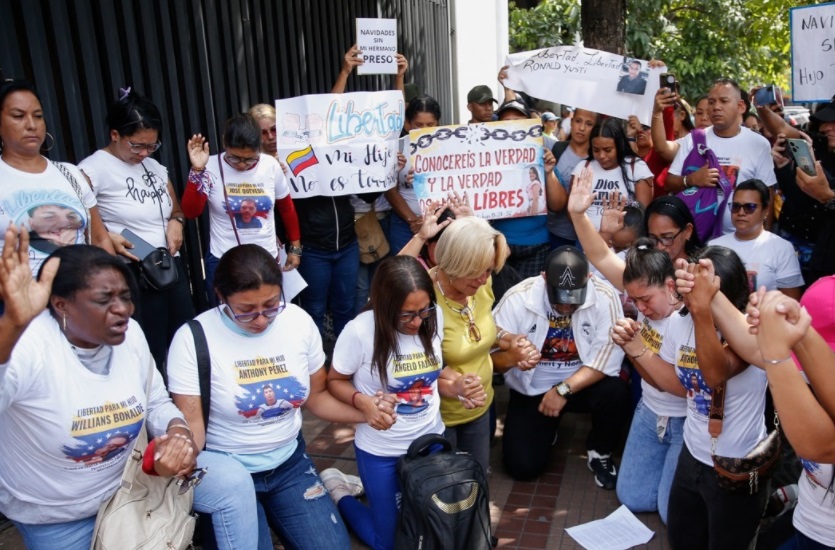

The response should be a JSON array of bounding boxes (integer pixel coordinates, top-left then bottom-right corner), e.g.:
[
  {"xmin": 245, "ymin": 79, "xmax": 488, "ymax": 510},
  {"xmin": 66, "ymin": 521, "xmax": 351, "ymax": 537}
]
[
  {"xmin": 119, "ymin": 86, "xmax": 132, "ymax": 101},
  {"xmin": 636, "ymin": 244, "xmax": 649, "ymax": 250}
]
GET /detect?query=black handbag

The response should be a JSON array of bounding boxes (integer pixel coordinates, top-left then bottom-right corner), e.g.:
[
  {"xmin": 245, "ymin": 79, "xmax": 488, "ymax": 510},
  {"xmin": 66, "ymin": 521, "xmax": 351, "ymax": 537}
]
[
  {"xmin": 709, "ymin": 383, "xmax": 781, "ymax": 494},
  {"xmin": 139, "ymin": 247, "xmax": 179, "ymax": 290}
]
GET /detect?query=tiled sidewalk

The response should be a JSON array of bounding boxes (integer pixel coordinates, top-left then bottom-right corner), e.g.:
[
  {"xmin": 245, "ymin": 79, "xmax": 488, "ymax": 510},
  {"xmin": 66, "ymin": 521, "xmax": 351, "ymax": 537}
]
[{"xmin": 0, "ymin": 384, "xmax": 668, "ymax": 549}]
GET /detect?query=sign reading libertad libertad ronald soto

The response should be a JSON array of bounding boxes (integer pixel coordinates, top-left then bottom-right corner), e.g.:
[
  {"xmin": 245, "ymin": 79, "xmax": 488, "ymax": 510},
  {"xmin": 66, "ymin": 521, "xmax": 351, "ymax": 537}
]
[
  {"xmin": 275, "ymin": 91, "xmax": 404, "ymax": 198},
  {"xmin": 409, "ymin": 119, "xmax": 546, "ymax": 221}
]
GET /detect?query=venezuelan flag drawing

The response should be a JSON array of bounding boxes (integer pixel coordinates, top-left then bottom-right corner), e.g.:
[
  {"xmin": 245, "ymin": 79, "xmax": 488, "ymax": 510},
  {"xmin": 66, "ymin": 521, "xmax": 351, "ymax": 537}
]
[{"xmin": 286, "ymin": 146, "xmax": 319, "ymax": 177}]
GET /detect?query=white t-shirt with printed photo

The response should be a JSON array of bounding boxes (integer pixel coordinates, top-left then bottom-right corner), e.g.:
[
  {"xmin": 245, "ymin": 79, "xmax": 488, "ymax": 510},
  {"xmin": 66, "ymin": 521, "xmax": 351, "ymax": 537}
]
[
  {"xmin": 709, "ymin": 231, "xmax": 803, "ymax": 292},
  {"xmin": 166, "ymin": 304, "xmax": 325, "ymax": 455},
  {"xmin": 332, "ymin": 310, "xmax": 445, "ymax": 457},
  {"xmin": 637, "ymin": 313, "xmax": 687, "ymax": 418},
  {"xmin": 201, "ymin": 153, "xmax": 290, "ymax": 258},
  {"xmin": 570, "ymin": 158, "xmax": 653, "ymax": 231},
  {"xmin": 669, "ymin": 127, "xmax": 776, "ymax": 235},
  {"xmin": 79, "ymin": 150, "xmax": 173, "ymax": 250},
  {"xmin": 0, "ymin": 158, "xmax": 96, "ymax": 274},
  {"xmin": 658, "ymin": 312, "xmax": 767, "ymax": 465},
  {"xmin": 793, "ymin": 460, "xmax": 835, "ymax": 546}
]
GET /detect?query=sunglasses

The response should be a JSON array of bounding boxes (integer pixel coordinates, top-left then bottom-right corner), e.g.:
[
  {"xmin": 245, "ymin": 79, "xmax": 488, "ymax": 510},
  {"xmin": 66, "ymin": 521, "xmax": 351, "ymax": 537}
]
[
  {"xmin": 126, "ymin": 140, "xmax": 161, "ymax": 154},
  {"xmin": 178, "ymin": 467, "xmax": 208, "ymax": 495},
  {"xmin": 261, "ymin": 125, "xmax": 277, "ymax": 138},
  {"xmin": 398, "ymin": 305, "xmax": 435, "ymax": 324},
  {"xmin": 729, "ymin": 202, "xmax": 759, "ymax": 214},
  {"xmin": 224, "ymin": 152, "xmax": 260, "ymax": 168},
  {"xmin": 460, "ymin": 306, "xmax": 482, "ymax": 343},
  {"xmin": 225, "ymin": 292, "xmax": 286, "ymax": 323}
]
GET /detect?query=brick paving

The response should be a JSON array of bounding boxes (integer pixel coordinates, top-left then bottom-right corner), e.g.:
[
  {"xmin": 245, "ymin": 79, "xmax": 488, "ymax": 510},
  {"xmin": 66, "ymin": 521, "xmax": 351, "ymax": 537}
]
[{"xmin": 0, "ymin": 384, "xmax": 668, "ymax": 549}]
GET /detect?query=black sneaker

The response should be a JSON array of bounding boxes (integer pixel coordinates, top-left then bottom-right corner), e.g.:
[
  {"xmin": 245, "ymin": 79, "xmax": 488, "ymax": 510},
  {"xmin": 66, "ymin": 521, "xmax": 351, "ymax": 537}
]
[{"xmin": 587, "ymin": 450, "xmax": 617, "ymax": 490}]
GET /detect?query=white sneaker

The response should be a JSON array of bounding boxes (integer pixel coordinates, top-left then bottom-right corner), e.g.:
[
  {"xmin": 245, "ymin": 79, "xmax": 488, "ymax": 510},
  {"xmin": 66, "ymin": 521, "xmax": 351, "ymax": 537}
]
[{"xmin": 320, "ymin": 468, "xmax": 364, "ymax": 503}]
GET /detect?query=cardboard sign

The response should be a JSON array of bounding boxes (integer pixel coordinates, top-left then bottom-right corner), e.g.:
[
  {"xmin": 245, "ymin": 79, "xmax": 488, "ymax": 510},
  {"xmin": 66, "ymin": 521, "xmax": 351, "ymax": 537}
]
[
  {"xmin": 503, "ymin": 46, "xmax": 664, "ymax": 125},
  {"xmin": 356, "ymin": 18, "xmax": 398, "ymax": 75},
  {"xmin": 409, "ymin": 119, "xmax": 546, "ymax": 220},
  {"xmin": 275, "ymin": 91, "xmax": 404, "ymax": 198},
  {"xmin": 791, "ymin": 2, "xmax": 835, "ymax": 102}
]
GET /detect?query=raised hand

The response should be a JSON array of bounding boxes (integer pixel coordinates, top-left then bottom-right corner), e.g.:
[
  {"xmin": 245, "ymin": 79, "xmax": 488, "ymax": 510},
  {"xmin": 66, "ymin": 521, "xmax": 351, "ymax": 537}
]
[
  {"xmin": 567, "ymin": 167, "xmax": 596, "ymax": 214},
  {"xmin": 416, "ymin": 200, "xmax": 453, "ymax": 241},
  {"xmin": 600, "ymin": 191, "xmax": 627, "ymax": 236},
  {"xmin": 755, "ymin": 290, "xmax": 811, "ymax": 364},
  {"xmin": 684, "ymin": 259, "xmax": 718, "ymax": 314},
  {"xmin": 396, "ymin": 54, "xmax": 408, "ymax": 77},
  {"xmin": 187, "ymin": 134, "xmax": 210, "ymax": 171},
  {"xmin": 0, "ymin": 226, "xmax": 58, "ymax": 329},
  {"xmin": 446, "ymin": 190, "xmax": 473, "ymax": 218}
]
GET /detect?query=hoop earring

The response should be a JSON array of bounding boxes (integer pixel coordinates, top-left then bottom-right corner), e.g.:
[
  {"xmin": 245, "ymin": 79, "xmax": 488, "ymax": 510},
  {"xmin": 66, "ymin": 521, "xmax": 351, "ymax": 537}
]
[{"xmin": 42, "ymin": 132, "xmax": 55, "ymax": 152}]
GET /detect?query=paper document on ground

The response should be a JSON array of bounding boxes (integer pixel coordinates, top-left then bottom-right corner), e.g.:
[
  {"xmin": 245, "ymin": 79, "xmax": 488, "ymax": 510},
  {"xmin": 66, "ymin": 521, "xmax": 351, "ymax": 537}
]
[{"xmin": 565, "ymin": 505, "xmax": 654, "ymax": 550}]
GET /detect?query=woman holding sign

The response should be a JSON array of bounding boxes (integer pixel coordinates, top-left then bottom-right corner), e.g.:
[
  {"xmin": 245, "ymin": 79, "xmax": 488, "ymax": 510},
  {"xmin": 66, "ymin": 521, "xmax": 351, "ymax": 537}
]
[{"xmin": 182, "ymin": 114, "xmax": 301, "ymax": 306}]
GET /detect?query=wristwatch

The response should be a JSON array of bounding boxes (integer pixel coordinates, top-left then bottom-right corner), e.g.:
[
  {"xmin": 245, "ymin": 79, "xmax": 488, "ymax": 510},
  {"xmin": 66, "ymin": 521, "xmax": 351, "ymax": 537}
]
[
  {"xmin": 287, "ymin": 244, "xmax": 304, "ymax": 256},
  {"xmin": 554, "ymin": 382, "xmax": 572, "ymax": 398},
  {"xmin": 168, "ymin": 215, "xmax": 186, "ymax": 226},
  {"xmin": 823, "ymin": 196, "xmax": 835, "ymax": 211}
]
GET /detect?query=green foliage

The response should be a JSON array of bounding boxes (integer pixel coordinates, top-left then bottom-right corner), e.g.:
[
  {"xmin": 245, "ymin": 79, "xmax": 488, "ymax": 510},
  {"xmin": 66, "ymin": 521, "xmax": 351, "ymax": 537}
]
[{"xmin": 509, "ymin": 0, "xmax": 827, "ymax": 101}]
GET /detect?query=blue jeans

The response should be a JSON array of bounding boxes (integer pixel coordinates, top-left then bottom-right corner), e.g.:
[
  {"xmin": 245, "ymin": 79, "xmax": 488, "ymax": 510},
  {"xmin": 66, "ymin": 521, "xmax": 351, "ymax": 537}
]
[
  {"xmin": 615, "ymin": 399, "xmax": 685, "ymax": 524},
  {"xmin": 204, "ymin": 252, "xmax": 221, "ymax": 307},
  {"xmin": 388, "ymin": 212, "xmax": 416, "ymax": 255},
  {"xmin": 296, "ymin": 241, "xmax": 359, "ymax": 340},
  {"xmin": 14, "ymin": 451, "xmax": 260, "ymax": 550},
  {"xmin": 251, "ymin": 435, "xmax": 350, "ymax": 550},
  {"xmin": 338, "ymin": 446, "xmax": 401, "ymax": 550},
  {"xmin": 444, "ymin": 410, "xmax": 491, "ymax": 475},
  {"xmin": 779, "ymin": 531, "xmax": 835, "ymax": 550}
]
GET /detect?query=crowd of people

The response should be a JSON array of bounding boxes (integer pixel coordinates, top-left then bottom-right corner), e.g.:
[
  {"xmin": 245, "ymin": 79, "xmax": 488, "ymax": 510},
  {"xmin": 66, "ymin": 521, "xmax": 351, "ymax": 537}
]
[{"xmin": 0, "ymin": 42, "xmax": 834, "ymax": 550}]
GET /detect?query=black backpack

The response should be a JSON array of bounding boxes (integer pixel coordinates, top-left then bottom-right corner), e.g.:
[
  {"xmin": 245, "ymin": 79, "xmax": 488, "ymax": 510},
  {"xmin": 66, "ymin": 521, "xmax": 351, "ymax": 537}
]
[{"xmin": 395, "ymin": 434, "xmax": 492, "ymax": 550}]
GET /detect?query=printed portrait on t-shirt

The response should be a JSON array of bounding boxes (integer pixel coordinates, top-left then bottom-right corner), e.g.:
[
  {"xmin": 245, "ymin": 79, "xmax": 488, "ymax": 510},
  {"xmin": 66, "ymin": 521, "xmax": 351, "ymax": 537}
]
[
  {"xmin": 221, "ymin": 183, "xmax": 271, "ymax": 231},
  {"xmin": 61, "ymin": 395, "xmax": 144, "ymax": 471},
  {"xmin": 540, "ymin": 313, "xmax": 579, "ymax": 364},
  {"xmin": 389, "ymin": 351, "xmax": 441, "ymax": 415},
  {"xmin": 2, "ymin": 190, "xmax": 88, "ymax": 263},
  {"xmin": 677, "ymin": 352, "xmax": 712, "ymax": 417},
  {"xmin": 233, "ymin": 355, "xmax": 306, "ymax": 422}
]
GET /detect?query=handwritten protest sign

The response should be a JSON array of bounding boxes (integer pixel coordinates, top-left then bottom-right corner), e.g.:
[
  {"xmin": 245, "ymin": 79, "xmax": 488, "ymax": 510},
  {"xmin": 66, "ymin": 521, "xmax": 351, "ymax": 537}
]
[
  {"xmin": 409, "ymin": 119, "xmax": 546, "ymax": 220},
  {"xmin": 275, "ymin": 91, "xmax": 404, "ymax": 198},
  {"xmin": 791, "ymin": 2, "xmax": 835, "ymax": 102},
  {"xmin": 357, "ymin": 18, "xmax": 398, "ymax": 75},
  {"xmin": 503, "ymin": 47, "xmax": 664, "ymax": 125}
]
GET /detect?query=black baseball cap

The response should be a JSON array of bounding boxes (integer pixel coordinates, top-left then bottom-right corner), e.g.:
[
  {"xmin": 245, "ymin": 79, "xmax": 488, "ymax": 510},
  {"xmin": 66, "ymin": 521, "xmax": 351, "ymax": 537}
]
[
  {"xmin": 467, "ymin": 85, "xmax": 497, "ymax": 104},
  {"xmin": 811, "ymin": 101, "xmax": 835, "ymax": 123},
  {"xmin": 545, "ymin": 246, "xmax": 590, "ymax": 305}
]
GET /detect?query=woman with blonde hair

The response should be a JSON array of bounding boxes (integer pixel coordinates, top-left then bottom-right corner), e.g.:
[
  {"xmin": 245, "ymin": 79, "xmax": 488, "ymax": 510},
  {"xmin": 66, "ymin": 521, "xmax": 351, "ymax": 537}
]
[{"xmin": 249, "ymin": 104, "xmax": 278, "ymax": 159}]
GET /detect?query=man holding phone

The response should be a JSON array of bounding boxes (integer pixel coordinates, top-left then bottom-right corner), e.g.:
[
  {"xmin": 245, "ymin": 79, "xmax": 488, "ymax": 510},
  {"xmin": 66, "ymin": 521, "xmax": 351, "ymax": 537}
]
[{"xmin": 667, "ymin": 78, "xmax": 776, "ymax": 234}]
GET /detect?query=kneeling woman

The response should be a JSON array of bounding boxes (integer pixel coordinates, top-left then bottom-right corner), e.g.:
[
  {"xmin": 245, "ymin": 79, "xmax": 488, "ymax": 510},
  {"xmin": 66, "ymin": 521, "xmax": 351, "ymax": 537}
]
[
  {"xmin": 0, "ymin": 230, "xmax": 242, "ymax": 550},
  {"xmin": 167, "ymin": 244, "xmax": 365, "ymax": 550},
  {"xmin": 326, "ymin": 255, "xmax": 470, "ymax": 550}
]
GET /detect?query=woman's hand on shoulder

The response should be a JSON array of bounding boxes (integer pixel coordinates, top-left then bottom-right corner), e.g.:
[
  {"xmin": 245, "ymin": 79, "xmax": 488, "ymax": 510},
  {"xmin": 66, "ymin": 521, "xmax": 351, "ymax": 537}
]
[{"xmin": 0, "ymin": 226, "xmax": 58, "ymax": 329}]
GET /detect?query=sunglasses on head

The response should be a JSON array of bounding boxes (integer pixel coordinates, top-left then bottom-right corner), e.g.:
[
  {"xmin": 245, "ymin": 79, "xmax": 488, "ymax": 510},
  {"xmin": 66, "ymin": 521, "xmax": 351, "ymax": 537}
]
[{"xmin": 729, "ymin": 202, "xmax": 759, "ymax": 214}]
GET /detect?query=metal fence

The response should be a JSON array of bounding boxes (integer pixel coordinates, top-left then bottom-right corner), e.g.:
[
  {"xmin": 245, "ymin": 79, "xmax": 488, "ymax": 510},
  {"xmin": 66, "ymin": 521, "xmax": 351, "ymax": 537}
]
[{"xmin": 0, "ymin": 0, "xmax": 451, "ymax": 309}]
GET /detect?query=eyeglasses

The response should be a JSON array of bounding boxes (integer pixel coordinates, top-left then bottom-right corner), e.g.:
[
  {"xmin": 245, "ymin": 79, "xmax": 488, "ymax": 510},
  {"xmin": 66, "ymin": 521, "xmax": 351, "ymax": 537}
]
[
  {"xmin": 398, "ymin": 305, "xmax": 436, "ymax": 324},
  {"xmin": 460, "ymin": 307, "xmax": 482, "ymax": 343},
  {"xmin": 729, "ymin": 202, "xmax": 759, "ymax": 214},
  {"xmin": 126, "ymin": 140, "xmax": 161, "ymax": 154},
  {"xmin": 261, "ymin": 125, "xmax": 277, "ymax": 138},
  {"xmin": 649, "ymin": 227, "xmax": 684, "ymax": 247},
  {"xmin": 225, "ymin": 293, "xmax": 286, "ymax": 323},
  {"xmin": 178, "ymin": 467, "xmax": 208, "ymax": 495},
  {"xmin": 224, "ymin": 152, "xmax": 260, "ymax": 168}
]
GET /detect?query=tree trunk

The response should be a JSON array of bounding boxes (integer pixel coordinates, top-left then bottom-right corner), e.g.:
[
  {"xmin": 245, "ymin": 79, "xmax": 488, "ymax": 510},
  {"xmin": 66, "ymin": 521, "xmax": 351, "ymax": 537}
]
[{"xmin": 581, "ymin": 0, "xmax": 626, "ymax": 55}]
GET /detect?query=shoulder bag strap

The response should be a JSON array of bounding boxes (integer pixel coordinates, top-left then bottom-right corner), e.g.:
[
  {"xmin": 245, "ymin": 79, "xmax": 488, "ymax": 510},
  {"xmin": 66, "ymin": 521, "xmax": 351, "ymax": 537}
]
[
  {"xmin": 187, "ymin": 320, "xmax": 211, "ymax": 449},
  {"xmin": 708, "ymin": 381, "xmax": 726, "ymax": 451},
  {"xmin": 140, "ymin": 162, "xmax": 170, "ymax": 244},
  {"xmin": 50, "ymin": 161, "xmax": 91, "ymax": 244},
  {"xmin": 217, "ymin": 156, "xmax": 242, "ymax": 246}
]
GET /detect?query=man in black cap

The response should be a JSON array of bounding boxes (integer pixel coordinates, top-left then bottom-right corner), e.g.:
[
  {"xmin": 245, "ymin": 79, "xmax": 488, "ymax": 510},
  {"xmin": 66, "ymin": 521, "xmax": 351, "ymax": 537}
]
[
  {"xmin": 466, "ymin": 84, "xmax": 497, "ymax": 124},
  {"xmin": 492, "ymin": 246, "xmax": 629, "ymax": 488}
]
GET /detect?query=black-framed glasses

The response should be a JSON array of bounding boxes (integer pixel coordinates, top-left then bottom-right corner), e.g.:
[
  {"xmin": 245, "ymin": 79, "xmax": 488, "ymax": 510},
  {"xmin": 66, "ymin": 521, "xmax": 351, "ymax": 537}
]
[
  {"xmin": 225, "ymin": 292, "xmax": 286, "ymax": 323},
  {"xmin": 649, "ymin": 227, "xmax": 684, "ymax": 247},
  {"xmin": 398, "ymin": 304, "xmax": 435, "ymax": 324},
  {"xmin": 460, "ymin": 307, "xmax": 482, "ymax": 343},
  {"xmin": 178, "ymin": 467, "xmax": 208, "ymax": 495},
  {"xmin": 261, "ymin": 125, "xmax": 277, "ymax": 137},
  {"xmin": 126, "ymin": 140, "xmax": 161, "ymax": 154},
  {"xmin": 224, "ymin": 152, "xmax": 260, "ymax": 168},
  {"xmin": 729, "ymin": 202, "xmax": 759, "ymax": 214}
]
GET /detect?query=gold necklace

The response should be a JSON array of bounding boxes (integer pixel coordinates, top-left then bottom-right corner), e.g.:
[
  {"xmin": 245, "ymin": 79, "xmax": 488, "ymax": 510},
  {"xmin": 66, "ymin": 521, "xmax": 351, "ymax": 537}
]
[{"xmin": 436, "ymin": 277, "xmax": 481, "ymax": 343}]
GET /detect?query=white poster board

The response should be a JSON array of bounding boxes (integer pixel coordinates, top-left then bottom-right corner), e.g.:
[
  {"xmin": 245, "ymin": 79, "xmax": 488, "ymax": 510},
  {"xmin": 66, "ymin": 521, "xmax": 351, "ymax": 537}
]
[
  {"xmin": 409, "ymin": 119, "xmax": 546, "ymax": 220},
  {"xmin": 790, "ymin": 2, "xmax": 835, "ymax": 102},
  {"xmin": 503, "ymin": 47, "xmax": 664, "ymax": 125},
  {"xmin": 275, "ymin": 91, "xmax": 404, "ymax": 198},
  {"xmin": 356, "ymin": 18, "xmax": 398, "ymax": 75}
]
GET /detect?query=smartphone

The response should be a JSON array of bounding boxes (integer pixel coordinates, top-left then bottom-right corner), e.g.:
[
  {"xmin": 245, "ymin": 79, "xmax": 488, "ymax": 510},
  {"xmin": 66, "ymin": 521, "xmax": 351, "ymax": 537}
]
[
  {"xmin": 754, "ymin": 85, "xmax": 784, "ymax": 108},
  {"xmin": 660, "ymin": 73, "xmax": 677, "ymax": 92},
  {"xmin": 120, "ymin": 228, "xmax": 158, "ymax": 260},
  {"xmin": 787, "ymin": 138, "xmax": 816, "ymax": 176}
]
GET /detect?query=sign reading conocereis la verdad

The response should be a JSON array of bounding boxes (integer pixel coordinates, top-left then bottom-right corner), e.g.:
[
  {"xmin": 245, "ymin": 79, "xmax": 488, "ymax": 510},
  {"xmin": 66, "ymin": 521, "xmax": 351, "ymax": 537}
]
[{"xmin": 356, "ymin": 18, "xmax": 398, "ymax": 75}]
